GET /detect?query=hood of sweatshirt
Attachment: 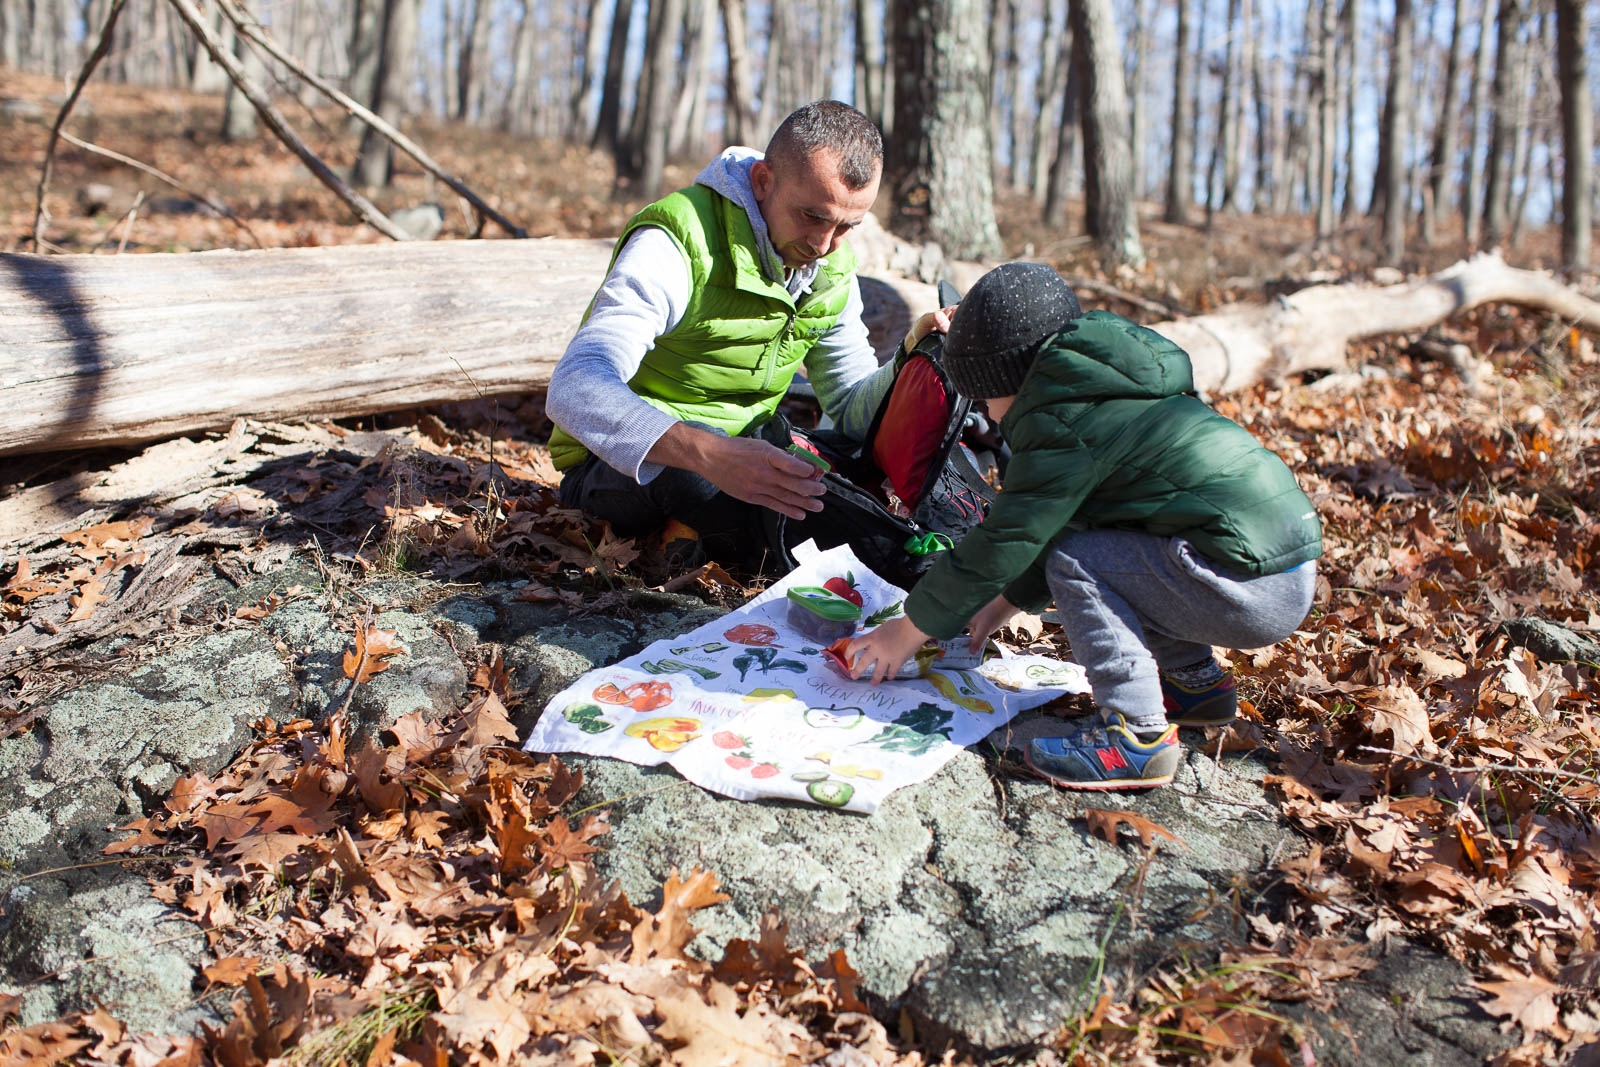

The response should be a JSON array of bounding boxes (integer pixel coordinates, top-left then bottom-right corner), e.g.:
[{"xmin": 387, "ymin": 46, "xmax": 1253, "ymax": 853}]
[{"xmin": 694, "ymin": 147, "xmax": 820, "ymax": 297}]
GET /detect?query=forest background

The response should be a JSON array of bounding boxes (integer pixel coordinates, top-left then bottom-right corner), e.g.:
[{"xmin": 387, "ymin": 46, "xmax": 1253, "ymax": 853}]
[{"xmin": 1, "ymin": 0, "xmax": 1600, "ymax": 1063}]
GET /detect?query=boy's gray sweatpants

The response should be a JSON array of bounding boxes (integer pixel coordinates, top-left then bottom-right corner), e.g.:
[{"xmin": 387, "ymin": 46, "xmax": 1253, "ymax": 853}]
[{"xmin": 1043, "ymin": 529, "xmax": 1316, "ymax": 730}]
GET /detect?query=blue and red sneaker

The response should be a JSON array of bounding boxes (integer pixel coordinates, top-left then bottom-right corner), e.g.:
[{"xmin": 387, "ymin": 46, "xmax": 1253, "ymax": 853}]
[
  {"xmin": 1024, "ymin": 712, "xmax": 1180, "ymax": 790},
  {"xmin": 1160, "ymin": 672, "xmax": 1238, "ymax": 728}
]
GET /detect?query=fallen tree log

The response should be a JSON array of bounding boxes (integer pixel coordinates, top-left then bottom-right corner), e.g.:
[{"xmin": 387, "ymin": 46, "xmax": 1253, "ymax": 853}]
[
  {"xmin": 1149, "ymin": 252, "xmax": 1600, "ymax": 394},
  {"xmin": 1, "ymin": 244, "xmax": 1597, "ymax": 457}
]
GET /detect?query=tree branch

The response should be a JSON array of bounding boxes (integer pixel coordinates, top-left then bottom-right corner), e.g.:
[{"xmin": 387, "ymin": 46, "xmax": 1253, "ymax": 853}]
[
  {"xmin": 217, "ymin": 0, "xmax": 527, "ymax": 239},
  {"xmin": 56, "ymin": 130, "xmax": 262, "ymax": 248},
  {"xmin": 30, "ymin": 0, "xmax": 128, "ymax": 251},
  {"xmin": 162, "ymin": 0, "xmax": 412, "ymax": 242}
]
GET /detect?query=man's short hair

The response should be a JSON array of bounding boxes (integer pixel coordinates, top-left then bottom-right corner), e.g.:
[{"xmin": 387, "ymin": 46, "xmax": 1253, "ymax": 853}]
[{"xmin": 765, "ymin": 101, "xmax": 884, "ymax": 191}]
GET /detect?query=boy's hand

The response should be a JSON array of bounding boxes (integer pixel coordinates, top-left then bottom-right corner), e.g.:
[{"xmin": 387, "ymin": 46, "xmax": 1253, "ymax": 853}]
[
  {"xmin": 902, "ymin": 304, "xmax": 959, "ymax": 355},
  {"xmin": 966, "ymin": 593, "xmax": 1019, "ymax": 654},
  {"xmin": 842, "ymin": 615, "xmax": 931, "ymax": 686}
]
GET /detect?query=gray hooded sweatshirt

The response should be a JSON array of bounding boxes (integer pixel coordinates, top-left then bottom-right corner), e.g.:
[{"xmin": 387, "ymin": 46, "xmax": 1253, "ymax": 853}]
[{"xmin": 544, "ymin": 148, "xmax": 896, "ymax": 483}]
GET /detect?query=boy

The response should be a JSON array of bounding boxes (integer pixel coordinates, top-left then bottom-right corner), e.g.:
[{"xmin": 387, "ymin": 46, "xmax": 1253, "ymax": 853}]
[{"xmin": 843, "ymin": 263, "xmax": 1320, "ymax": 790}]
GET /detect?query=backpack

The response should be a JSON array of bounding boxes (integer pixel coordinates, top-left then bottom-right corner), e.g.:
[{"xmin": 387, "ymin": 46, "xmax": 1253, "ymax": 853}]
[{"xmin": 752, "ymin": 328, "xmax": 997, "ymax": 589}]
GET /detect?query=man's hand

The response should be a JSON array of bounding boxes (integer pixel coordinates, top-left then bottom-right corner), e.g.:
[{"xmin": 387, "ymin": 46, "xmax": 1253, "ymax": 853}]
[
  {"xmin": 841, "ymin": 615, "xmax": 931, "ymax": 686},
  {"xmin": 965, "ymin": 593, "xmax": 1019, "ymax": 654},
  {"xmin": 648, "ymin": 423, "xmax": 825, "ymax": 520}
]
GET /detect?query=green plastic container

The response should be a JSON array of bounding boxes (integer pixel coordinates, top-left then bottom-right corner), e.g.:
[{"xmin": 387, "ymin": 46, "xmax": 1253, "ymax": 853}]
[{"xmin": 785, "ymin": 585, "xmax": 862, "ymax": 642}]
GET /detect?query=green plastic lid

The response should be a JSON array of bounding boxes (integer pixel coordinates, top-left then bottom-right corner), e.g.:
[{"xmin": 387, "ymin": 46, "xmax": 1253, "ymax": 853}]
[
  {"xmin": 786, "ymin": 443, "xmax": 832, "ymax": 473},
  {"xmin": 787, "ymin": 586, "xmax": 864, "ymax": 621}
]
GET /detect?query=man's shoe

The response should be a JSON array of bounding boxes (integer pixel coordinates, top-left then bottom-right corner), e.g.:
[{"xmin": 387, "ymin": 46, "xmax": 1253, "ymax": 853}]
[
  {"xmin": 1024, "ymin": 712, "xmax": 1180, "ymax": 791},
  {"xmin": 1160, "ymin": 672, "xmax": 1238, "ymax": 727}
]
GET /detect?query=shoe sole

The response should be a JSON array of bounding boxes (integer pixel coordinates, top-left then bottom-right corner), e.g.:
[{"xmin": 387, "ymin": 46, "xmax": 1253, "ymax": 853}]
[
  {"xmin": 1167, "ymin": 714, "xmax": 1237, "ymax": 729},
  {"xmin": 1023, "ymin": 747, "xmax": 1174, "ymax": 791}
]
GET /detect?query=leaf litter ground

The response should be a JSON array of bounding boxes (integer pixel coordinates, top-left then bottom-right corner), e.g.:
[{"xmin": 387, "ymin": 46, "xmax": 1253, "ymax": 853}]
[{"xmin": 2, "ymin": 301, "xmax": 1599, "ymax": 1062}]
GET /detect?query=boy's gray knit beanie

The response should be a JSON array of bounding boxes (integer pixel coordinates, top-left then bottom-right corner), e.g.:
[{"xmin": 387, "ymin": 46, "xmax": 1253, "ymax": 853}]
[{"xmin": 943, "ymin": 262, "xmax": 1082, "ymax": 399}]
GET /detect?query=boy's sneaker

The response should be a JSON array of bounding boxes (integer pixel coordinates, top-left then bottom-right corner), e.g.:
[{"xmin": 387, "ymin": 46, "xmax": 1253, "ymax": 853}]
[
  {"xmin": 1024, "ymin": 712, "xmax": 1180, "ymax": 791},
  {"xmin": 1161, "ymin": 672, "xmax": 1237, "ymax": 727}
]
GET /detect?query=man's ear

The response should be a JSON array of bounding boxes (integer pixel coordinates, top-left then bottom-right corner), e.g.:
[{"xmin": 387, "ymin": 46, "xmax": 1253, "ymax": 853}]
[{"xmin": 750, "ymin": 159, "xmax": 773, "ymax": 202}]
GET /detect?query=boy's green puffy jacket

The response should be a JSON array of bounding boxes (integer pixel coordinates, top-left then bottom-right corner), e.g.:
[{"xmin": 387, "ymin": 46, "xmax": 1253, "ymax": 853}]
[{"xmin": 905, "ymin": 310, "xmax": 1322, "ymax": 640}]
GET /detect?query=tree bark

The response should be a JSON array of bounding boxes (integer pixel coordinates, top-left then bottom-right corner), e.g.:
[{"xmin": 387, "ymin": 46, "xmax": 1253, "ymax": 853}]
[
  {"xmin": 592, "ymin": 0, "xmax": 635, "ymax": 152},
  {"xmin": 1482, "ymin": 0, "xmax": 1521, "ymax": 248},
  {"xmin": 1314, "ymin": 0, "xmax": 1337, "ymax": 245},
  {"xmin": 1462, "ymin": 0, "xmax": 1495, "ymax": 245},
  {"xmin": 1164, "ymin": 0, "xmax": 1194, "ymax": 223},
  {"xmin": 720, "ymin": 0, "xmax": 755, "ymax": 145},
  {"xmin": 1211, "ymin": 0, "xmax": 1241, "ymax": 215},
  {"xmin": 1425, "ymin": 0, "xmax": 1469, "ymax": 240},
  {"xmin": 456, "ymin": 0, "xmax": 492, "ymax": 122},
  {"xmin": 1127, "ymin": 0, "xmax": 1150, "ymax": 200},
  {"xmin": 1338, "ymin": 0, "xmax": 1360, "ymax": 217},
  {"xmin": 570, "ymin": 0, "xmax": 609, "ymax": 139},
  {"xmin": 352, "ymin": 0, "xmax": 417, "ymax": 188},
  {"xmin": 1378, "ymin": 0, "xmax": 1413, "ymax": 263},
  {"xmin": 1070, "ymin": 0, "xmax": 1143, "ymax": 267},
  {"xmin": 220, "ymin": 21, "xmax": 263, "ymax": 142},
  {"xmin": 1555, "ymin": 0, "xmax": 1592, "ymax": 269},
  {"xmin": 887, "ymin": 0, "xmax": 1003, "ymax": 260},
  {"xmin": 670, "ymin": 0, "xmax": 712, "ymax": 158},
  {"xmin": 1030, "ymin": 0, "xmax": 1067, "ymax": 205},
  {"xmin": 5, "ymin": 246, "xmax": 1596, "ymax": 457},
  {"xmin": 637, "ymin": 0, "xmax": 685, "ymax": 199},
  {"xmin": 854, "ymin": 0, "xmax": 887, "ymax": 131}
]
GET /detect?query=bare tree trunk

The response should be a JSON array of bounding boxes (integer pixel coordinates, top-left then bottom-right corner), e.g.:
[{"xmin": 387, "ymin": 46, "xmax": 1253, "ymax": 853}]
[
  {"xmin": 460, "ymin": 0, "xmax": 489, "ymax": 120},
  {"xmin": 1007, "ymin": 0, "xmax": 1029, "ymax": 189},
  {"xmin": 189, "ymin": 0, "xmax": 230, "ymax": 92},
  {"xmin": 1210, "ymin": 0, "xmax": 1241, "ymax": 215},
  {"xmin": 1269, "ymin": 2, "xmax": 1294, "ymax": 213},
  {"xmin": 220, "ymin": 23, "xmax": 262, "ymax": 142},
  {"xmin": 887, "ymin": 0, "xmax": 1003, "ymax": 259},
  {"xmin": 1251, "ymin": 0, "xmax": 1276, "ymax": 210},
  {"xmin": 570, "ymin": 0, "xmax": 608, "ymax": 139},
  {"xmin": 1031, "ymin": 0, "xmax": 1067, "ymax": 205},
  {"xmin": 673, "ymin": 0, "xmax": 713, "ymax": 158},
  {"xmin": 1462, "ymin": 0, "xmax": 1494, "ymax": 244},
  {"xmin": 1339, "ymin": 0, "xmax": 1360, "ymax": 216},
  {"xmin": 1127, "ymin": 0, "xmax": 1150, "ymax": 199},
  {"xmin": 1070, "ymin": 0, "xmax": 1144, "ymax": 266},
  {"xmin": 439, "ymin": 0, "xmax": 461, "ymax": 118},
  {"xmin": 1555, "ymin": 0, "xmax": 1592, "ymax": 268},
  {"xmin": 1189, "ymin": 0, "xmax": 1207, "ymax": 200},
  {"xmin": 854, "ymin": 0, "xmax": 887, "ymax": 130},
  {"xmin": 347, "ymin": 0, "xmax": 384, "ymax": 133},
  {"xmin": 720, "ymin": 0, "xmax": 755, "ymax": 145},
  {"xmin": 1482, "ymin": 0, "xmax": 1521, "ymax": 247},
  {"xmin": 992, "ymin": 0, "xmax": 1019, "ymax": 186},
  {"xmin": 756, "ymin": 0, "xmax": 788, "ymax": 140},
  {"xmin": 1381, "ymin": 0, "xmax": 1413, "ymax": 263},
  {"xmin": 592, "ymin": 0, "xmax": 635, "ymax": 151},
  {"xmin": 0, "ymin": 0, "xmax": 20, "ymax": 69},
  {"xmin": 1507, "ymin": 11, "xmax": 1548, "ymax": 248},
  {"xmin": 1425, "ymin": 0, "xmax": 1470, "ymax": 240},
  {"xmin": 1042, "ymin": 29, "xmax": 1079, "ymax": 224},
  {"xmin": 1314, "ymin": 0, "xmax": 1337, "ymax": 244},
  {"xmin": 504, "ymin": 0, "xmax": 538, "ymax": 135},
  {"xmin": 1164, "ymin": 0, "xmax": 1194, "ymax": 222},
  {"xmin": 638, "ymin": 0, "xmax": 685, "ymax": 199},
  {"xmin": 352, "ymin": 0, "xmax": 417, "ymax": 187}
]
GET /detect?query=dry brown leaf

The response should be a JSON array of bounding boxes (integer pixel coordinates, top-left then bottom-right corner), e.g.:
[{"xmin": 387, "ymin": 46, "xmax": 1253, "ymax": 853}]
[
  {"xmin": 653, "ymin": 982, "xmax": 798, "ymax": 1067},
  {"xmin": 1475, "ymin": 968, "xmax": 1569, "ymax": 1038},
  {"xmin": 65, "ymin": 578, "xmax": 107, "ymax": 623},
  {"xmin": 203, "ymin": 956, "xmax": 264, "ymax": 988},
  {"xmin": 1366, "ymin": 684, "xmax": 1432, "ymax": 754},
  {"xmin": 343, "ymin": 623, "xmax": 407, "ymax": 682},
  {"xmin": 633, "ymin": 867, "xmax": 731, "ymax": 960},
  {"xmin": 1082, "ymin": 808, "xmax": 1187, "ymax": 851}
]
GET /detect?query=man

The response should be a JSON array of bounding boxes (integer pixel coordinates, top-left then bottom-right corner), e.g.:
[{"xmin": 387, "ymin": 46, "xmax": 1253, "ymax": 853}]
[{"xmin": 546, "ymin": 100, "xmax": 944, "ymax": 568}]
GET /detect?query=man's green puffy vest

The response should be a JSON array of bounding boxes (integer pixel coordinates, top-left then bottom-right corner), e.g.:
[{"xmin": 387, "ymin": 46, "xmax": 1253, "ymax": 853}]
[{"xmin": 548, "ymin": 184, "xmax": 857, "ymax": 470}]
